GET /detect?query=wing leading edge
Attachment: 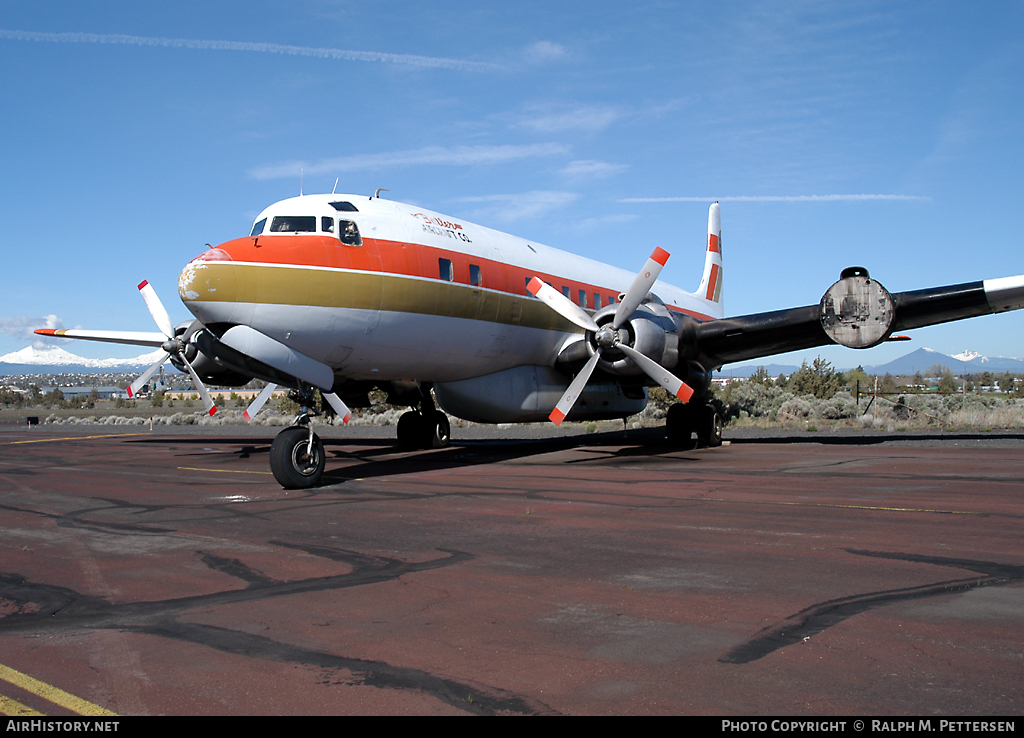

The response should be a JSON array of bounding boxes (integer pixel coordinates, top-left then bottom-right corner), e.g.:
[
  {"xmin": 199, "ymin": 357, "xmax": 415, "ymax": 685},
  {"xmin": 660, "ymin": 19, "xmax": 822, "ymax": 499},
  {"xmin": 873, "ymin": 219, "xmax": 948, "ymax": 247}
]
[{"xmin": 693, "ymin": 275, "xmax": 1024, "ymax": 370}]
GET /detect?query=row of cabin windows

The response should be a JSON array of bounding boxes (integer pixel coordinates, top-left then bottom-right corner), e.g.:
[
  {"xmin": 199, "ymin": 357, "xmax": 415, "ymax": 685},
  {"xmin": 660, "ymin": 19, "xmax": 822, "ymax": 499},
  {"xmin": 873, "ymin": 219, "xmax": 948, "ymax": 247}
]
[
  {"xmin": 437, "ymin": 258, "xmax": 614, "ymax": 308},
  {"xmin": 250, "ymin": 216, "xmax": 362, "ymax": 246}
]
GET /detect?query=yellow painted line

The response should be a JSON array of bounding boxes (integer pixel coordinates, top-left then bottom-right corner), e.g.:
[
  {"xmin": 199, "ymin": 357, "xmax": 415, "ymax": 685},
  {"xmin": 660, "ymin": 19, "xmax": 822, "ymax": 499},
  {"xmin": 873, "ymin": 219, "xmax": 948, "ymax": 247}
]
[
  {"xmin": 0, "ymin": 663, "xmax": 117, "ymax": 716},
  {"xmin": 0, "ymin": 694, "xmax": 44, "ymax": 716},
  {"xmin": 680, "ymin": 496, "xmax": 982, "ymax": 516},
  {"xmin": 178, "ymin": 466, "xmax": 273, "ymax": 475},
  {"xmin": 10, "ymin": 433, "xmax": 149, "ymax": 445}
]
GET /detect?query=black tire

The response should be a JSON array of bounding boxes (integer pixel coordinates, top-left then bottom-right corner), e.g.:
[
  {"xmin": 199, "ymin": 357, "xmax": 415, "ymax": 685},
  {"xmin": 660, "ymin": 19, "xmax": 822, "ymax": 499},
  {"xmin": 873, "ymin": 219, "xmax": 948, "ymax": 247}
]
[
  {"xmin": 270, "ymin": 426, "xmax": 325, "ymax": 489},
  {"xmin": 697, "ymin": 404, "xmax": 723, "ymax": 448},
  {"xmin": 397, "ymin": 411, "xmax": 425, "ymax": 449},
  {"xmin": 423, "ymin": 410, "xmax": 451, "ymax": 449},
  {"xmin": 665, "ymin": 403, "xmax": 696, "ymax": 448}
]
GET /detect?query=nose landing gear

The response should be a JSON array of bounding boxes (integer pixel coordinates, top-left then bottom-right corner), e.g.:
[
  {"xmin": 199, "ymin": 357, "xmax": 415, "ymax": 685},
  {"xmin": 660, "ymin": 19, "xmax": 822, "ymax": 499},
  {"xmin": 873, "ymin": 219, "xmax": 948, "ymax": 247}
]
[{"xmin": 269, "ymin": 383, "xmax": 329, "ymax": 489}]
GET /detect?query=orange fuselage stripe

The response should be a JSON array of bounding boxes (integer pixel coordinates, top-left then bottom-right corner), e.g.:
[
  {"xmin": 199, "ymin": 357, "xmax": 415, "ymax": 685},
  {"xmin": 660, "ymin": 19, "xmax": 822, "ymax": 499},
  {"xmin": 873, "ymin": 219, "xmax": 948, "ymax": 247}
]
[{"xmin": 205, "ymin": 235, "xmax": 716, "ymax": 322}]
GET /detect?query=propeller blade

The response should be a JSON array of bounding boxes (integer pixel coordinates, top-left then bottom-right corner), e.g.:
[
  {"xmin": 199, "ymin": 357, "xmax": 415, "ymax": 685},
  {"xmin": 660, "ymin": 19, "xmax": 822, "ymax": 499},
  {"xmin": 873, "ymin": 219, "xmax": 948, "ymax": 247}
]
[
  {"xmin": 613, "ymin": 247, "xmax": 670, "ymax": 329},
  {"xmin": 138, "ymin": 280, "xmax": 176, "ymax": 339},
  {"xmin": 33, "ymin": 328, "xmax": 168, "ymax": 348},
  {"xmin": 180, "ymin": 354, "xmax": 218, "ymax": 416},
  {"xmin": 322, "ymin": 392, "xmax": 353, "ymax": 424},
  {"xmin": 527, "ymin": 277, "xmax": 600, "ymax": 333},
  {"xmin": 243, "ymin": 383, "xmax": 277, "ymax": 423},
  {"xmin": 127, "ymin": 355, "xmax": 169, "ymax": 399},
  {"xmin": 615, "ymin": 343, "xmax": 694, "ymax": 402},
  {"xmin": 549, "ymin": 349, "xmax": 603, "ymax": 426}
]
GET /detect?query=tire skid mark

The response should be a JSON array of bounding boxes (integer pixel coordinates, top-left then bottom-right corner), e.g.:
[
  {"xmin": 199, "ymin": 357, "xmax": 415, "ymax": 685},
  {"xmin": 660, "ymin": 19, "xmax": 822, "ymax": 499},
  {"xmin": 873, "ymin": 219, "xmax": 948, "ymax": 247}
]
[
  {"xmin": 0, "ymin": 545, "xmax": 551, "ymax": 715},
  {"xmin": 720, "ymin": 550, "xmax": 1024, "ymax": 664}
]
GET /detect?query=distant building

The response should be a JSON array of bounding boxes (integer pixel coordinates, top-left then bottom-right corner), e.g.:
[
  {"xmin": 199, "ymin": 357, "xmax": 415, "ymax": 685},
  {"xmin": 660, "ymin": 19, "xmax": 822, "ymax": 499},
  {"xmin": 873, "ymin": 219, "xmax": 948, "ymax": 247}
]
[{"xmin": 39, "ymin": 386, "xmax": 125, "ymax": 399}]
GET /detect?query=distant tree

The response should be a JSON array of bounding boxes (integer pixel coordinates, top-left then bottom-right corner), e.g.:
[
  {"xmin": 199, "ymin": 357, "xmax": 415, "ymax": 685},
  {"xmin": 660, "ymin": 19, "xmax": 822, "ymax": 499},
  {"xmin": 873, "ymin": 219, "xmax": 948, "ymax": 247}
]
[
  {"xmin": 786, "ymin": 358, "xmax": 843, "ymax": 399},
  {"xmin": 927, "ymin": 363, "xmax": 951, "ymax": 378},
  {"xmin": 999, "ymin": 371, "xmax": 1016, "ymax": 394},
  {"xmin": 749, "ymin": 366, "xmax": 774, "ymax": 386},
  {"xmin": 879, "ymin": 373, "xmax": 899, "ymax": 394},
  {"xmin": 938, "ymin": 370, "xmax": 959, "ymax": 394}
]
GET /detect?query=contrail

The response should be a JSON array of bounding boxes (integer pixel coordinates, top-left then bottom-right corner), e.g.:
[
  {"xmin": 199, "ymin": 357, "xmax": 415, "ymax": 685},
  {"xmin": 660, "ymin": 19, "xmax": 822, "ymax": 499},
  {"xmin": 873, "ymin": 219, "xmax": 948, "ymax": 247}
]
[
  {"xmin": 619, "ymin": 194, "xmax": 930, "ymax": 203},
  {"xmin": 0, "ymin": 29, "xmax": 500, "ymax": 72}
]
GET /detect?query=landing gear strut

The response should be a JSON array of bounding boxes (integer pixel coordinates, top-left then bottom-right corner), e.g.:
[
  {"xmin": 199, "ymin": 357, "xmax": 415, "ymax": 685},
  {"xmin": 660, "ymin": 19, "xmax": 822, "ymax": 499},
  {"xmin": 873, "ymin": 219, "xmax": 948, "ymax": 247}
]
[
  {"xmin": 270, "ymin": 384, "xmax": 328, "ymax": 488},
  {"xmin": 396, "ymin": 388, "xmax": 451, "ymax": 450},
  {"xmin": 666, "ymin": 402, "xmax": 722, "ymax": 449}
]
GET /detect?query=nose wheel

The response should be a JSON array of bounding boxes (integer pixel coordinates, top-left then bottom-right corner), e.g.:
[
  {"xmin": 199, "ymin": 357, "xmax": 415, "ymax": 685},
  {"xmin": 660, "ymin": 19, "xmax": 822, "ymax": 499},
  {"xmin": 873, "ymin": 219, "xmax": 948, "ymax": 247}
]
[{"xmin": 270, "ymin": 425, "xmax": 326, "ymax": 488}]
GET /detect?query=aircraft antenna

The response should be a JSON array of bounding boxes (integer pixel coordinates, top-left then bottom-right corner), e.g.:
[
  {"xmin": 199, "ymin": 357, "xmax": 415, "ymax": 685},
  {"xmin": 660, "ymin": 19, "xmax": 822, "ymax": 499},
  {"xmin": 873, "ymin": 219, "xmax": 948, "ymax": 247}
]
[
  {"xmin": 300, "ymin": 169, "xmax": 303, "ymax": 196},
  {"xmin": 332, "ymin": 178, "xmax": 339, "ymax": 194},
  {"xmin": 374, "ymin": 188, "xmax": 389, "ymax": 199}
]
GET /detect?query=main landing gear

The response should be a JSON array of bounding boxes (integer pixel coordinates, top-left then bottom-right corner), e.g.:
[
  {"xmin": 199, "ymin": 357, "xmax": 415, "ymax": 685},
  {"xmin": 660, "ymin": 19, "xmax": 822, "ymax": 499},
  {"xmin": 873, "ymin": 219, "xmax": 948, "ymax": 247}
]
[
  {"xmin": 270, "ymin": 385, "xmax": 328, "ymax": 489},
  {"xmin": 666, "ymin": 402, "xmax": 723, "ymax": 449},
  {"xmin": 396, "ymin": 390, "xmax": 451, "ymax": 450}
]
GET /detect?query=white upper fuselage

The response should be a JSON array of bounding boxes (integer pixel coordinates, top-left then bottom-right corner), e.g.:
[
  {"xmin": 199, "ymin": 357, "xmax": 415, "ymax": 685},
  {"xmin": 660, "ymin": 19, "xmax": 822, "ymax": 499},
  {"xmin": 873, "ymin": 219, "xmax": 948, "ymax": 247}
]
[{"xmin": 178, "ymin": 194, "xmax": 719, "ymax": 383}]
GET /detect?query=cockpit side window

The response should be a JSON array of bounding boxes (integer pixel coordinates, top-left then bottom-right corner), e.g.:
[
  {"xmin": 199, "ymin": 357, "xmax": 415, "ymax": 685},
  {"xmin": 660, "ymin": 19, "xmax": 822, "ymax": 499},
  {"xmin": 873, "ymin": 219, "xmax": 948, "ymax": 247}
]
[
  {"xmin": 338, "ymin": 220, "xmax": 362, "ymax": 246},
  {"xmin": 321, "ymin": 217, "xmax": 335, "ymax": 234},
  {"xmin": 270, "ymin": 216, "xmax": 316, "ymax": 233},
  {"xmin": 250, "ymin": 218, "xmax": 267, "ymax": 236},
  {"xmin": 330, "ymin": 201, "xmax": 359, "ymax": 212}
]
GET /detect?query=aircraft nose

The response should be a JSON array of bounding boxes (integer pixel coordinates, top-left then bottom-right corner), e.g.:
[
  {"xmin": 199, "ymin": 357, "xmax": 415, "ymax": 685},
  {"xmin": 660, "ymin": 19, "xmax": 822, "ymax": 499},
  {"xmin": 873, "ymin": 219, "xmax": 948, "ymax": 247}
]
[{"xmin": 178, "ymin": 246, "xmax": 238, "ymax": 323}]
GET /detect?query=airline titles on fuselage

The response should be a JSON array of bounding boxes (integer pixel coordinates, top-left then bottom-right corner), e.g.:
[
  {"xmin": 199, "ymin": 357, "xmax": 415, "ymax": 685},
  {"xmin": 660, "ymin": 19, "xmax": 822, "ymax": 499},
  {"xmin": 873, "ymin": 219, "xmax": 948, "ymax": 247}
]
[{"xmin": 412, "ymin": 213, "xmax": 473, "ymax": 243}]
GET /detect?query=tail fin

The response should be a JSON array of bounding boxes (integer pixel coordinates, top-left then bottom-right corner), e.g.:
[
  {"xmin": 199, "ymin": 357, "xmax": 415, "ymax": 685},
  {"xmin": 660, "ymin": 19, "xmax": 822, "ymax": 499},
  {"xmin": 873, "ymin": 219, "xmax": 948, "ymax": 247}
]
[{"xmin": 694, "ymin": 202, "xmax": 724, "ymax": 318}]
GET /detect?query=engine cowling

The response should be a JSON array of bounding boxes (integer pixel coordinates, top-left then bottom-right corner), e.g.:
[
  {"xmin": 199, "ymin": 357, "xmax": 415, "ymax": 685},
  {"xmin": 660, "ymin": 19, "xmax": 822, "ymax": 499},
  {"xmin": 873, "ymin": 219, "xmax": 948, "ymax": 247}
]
[
  {"xmin": 167, "ymin": 321, "xmax": 252, "ymax": 387},
  {"xmin": 586, "ymin": 297, "xmax": 681, "ymax": 376},
  {"xmin": 819, "ymin": 267, "xmax": 895, "ymax": 349}
]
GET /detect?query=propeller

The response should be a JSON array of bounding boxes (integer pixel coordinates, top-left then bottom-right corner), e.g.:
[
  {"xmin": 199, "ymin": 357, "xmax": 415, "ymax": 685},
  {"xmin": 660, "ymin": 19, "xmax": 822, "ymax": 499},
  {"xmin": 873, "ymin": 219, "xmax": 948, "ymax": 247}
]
[
  {"xmin": 528, "ymin": 247, "xmax": 694, "ymax": 425},
  {"xmin": 127, "ymin": 280, "xmax": 218, "ymax": 416}
]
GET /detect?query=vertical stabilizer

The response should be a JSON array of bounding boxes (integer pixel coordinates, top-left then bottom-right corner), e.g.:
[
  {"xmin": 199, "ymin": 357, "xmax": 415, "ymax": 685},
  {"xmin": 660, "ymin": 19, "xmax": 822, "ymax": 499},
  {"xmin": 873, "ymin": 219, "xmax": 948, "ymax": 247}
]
[{"xmin": 694, "ymin": 202, "xmax": 724, "ymax": 318}]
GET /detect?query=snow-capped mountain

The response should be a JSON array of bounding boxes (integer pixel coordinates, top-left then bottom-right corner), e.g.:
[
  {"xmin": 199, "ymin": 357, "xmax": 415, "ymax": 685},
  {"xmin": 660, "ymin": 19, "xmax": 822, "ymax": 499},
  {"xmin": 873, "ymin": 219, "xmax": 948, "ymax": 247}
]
[{"xmin": 0, "ymin": 345, "xmax": 170, "ymax": 374}]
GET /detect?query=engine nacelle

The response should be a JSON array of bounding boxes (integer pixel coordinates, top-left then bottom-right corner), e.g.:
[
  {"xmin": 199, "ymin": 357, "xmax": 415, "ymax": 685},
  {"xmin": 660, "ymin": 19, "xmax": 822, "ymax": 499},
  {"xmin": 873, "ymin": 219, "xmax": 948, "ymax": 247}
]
[
  {"xmin": 819, "ymin": 267, "xmax": 895, "ymax": 349},
  {"xmin": 435, "ymin": 365, "xmax": 647, "ymax": 423},
  {"xmin": 587, "ymin": 297, "xmax": 682, "ymax": 376},
  {"xmin": 168, "ymin": 321, "xmax": 252, "ymax": 387}
]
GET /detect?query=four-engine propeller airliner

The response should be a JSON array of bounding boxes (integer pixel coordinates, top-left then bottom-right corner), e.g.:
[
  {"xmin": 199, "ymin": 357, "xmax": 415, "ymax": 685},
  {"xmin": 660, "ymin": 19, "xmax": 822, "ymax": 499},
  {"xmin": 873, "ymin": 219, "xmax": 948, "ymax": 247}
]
[{"xmin": 37, "ymin": 192, "xmax": 1024, "ymax": 488}]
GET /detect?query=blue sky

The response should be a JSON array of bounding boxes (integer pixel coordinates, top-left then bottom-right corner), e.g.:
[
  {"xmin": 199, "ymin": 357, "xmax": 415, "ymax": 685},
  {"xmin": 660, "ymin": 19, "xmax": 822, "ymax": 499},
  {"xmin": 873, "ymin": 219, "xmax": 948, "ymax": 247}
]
[{"xmin": 2, "ymin": 1, "xmax": 1023, "ymax": 371}]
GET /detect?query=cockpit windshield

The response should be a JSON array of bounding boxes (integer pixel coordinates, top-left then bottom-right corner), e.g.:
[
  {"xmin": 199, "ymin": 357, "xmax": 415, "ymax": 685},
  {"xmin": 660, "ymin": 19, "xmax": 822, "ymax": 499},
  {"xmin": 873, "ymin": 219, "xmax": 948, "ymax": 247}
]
[
  {"xmin": 270, "ymin": 216, "xmax": 316, "ymax": 233},
  {"xmin": 250, "ymin": 218, "xmax": 267, "ymax": 236}
]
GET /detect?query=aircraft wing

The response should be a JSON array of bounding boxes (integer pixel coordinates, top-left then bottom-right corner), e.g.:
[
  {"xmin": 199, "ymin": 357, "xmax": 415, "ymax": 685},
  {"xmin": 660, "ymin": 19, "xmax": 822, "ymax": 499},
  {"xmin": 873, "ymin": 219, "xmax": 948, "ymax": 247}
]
[{"xmin": 694, "ymin": 275, "xmax": 1024, "ymax": 369}]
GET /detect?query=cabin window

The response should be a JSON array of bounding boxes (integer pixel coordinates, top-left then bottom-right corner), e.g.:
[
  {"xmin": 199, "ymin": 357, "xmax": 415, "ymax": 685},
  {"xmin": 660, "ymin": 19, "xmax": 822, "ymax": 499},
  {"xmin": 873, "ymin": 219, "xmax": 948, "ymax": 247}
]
[
  {"xmin": 321, "ymin": 217, "xmax": 335, "ymax": 234},
  {"xmin": 470, "ymin": 264, "xmax": 483, "ymax": 287},
  {"xmin": 525, "ymin": 277, "xmax": 532, "ymax": 293},
  {"xmin": 439, "ymin": 258, "xmax": 453, "ymax": 282},
  {"xmin": 270, "ymin": 216, "xmax": 316, "ymax": 233},
  {"xmin": 578, "ymin": 289, "xmax": 587, "ymax": 308},
  {"xmin": 338, "ymin": 220, "xmax": 362, "ymax": 246},
  {"xmin": 330, "ymin": 201, "xmax": 359, "ymax": 212},
  {"xmin": 562, "ymin": 286, "xmax": 570, "ymax": 299},
  {"xmin": 594, "ymin": 293, "xmax": 602, "ymax": 309},
  {"xmin": 250, "ymin": 218, "xmax": 267, "ymax": 236}
]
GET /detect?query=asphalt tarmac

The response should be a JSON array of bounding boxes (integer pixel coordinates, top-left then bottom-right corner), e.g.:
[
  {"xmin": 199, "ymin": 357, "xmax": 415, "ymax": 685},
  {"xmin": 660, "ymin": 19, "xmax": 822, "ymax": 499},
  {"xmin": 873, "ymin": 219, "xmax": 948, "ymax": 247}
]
[{"xmin": 0, "ymin": 425, "xmax": 1021, "ymax": 715}]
